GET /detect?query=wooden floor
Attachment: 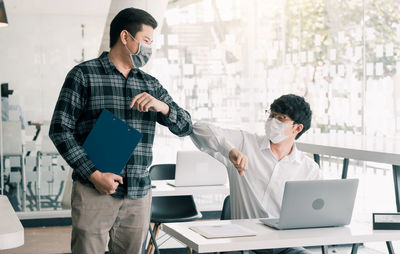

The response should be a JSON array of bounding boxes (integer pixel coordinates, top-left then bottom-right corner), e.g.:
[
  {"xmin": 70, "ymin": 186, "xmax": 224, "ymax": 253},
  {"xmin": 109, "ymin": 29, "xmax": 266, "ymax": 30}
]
[
  {"xmin": 1, "ymin": 226, "xmax": 72, "ymax": 254},
  {"xmin": 1, "ymin": 226, "xmax": 398, "ymax": 254}
]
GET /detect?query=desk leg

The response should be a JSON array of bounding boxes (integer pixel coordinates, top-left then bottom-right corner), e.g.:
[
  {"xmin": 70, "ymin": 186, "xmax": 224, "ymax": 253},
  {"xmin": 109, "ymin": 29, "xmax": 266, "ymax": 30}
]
[
  {"xmin": 393, "ymin": 165, "xmax": 400, "ymax": 212},
  {"xmin": 313, "ymin": 154, "xmax": 320, "ymax": 167},
  {"xmin": 341, "ymin": 158, "xmax": 349, "ymax": 179},
  {"xmin": 386, "ymin": 241, "xmax": 395, "ymax": 254},
  {"xmin": 351, "ymin": 243, "xmax": 359, "ymax": 254},
  {"xmin": 321, "ymin": 245, "xmax": 328, "ymax": 254}
]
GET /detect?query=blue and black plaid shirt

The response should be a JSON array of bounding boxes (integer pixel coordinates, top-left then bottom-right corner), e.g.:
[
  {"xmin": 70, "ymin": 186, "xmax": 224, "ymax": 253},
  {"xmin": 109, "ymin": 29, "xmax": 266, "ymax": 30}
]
[{"xmin": 49, "ymin": 52, "xmax": 192, "ymax": 199}]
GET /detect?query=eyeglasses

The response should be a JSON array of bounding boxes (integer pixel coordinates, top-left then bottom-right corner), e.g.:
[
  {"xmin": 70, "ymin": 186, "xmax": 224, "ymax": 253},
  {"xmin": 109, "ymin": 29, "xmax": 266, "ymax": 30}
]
[
  {"xmin": 128, "ymin": 31, "xmax": 154, "ymax": 46},
  {"xmin": 142, "ymin": 36, "xmax": 153, "ymax": 45},
  {"xmin": 265, "ymin": 109, "xmax": 294, "ymax": 124}
]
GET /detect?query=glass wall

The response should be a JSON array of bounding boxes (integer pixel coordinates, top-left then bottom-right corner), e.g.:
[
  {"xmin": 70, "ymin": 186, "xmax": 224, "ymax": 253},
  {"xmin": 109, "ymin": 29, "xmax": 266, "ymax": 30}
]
[
  {"xmin": 147, "ymin": 0, "xmax": 400, "ymax": 227},
  {"xmin": 150, "ymin": 0, "xmax": 400, "ymax": 146}
]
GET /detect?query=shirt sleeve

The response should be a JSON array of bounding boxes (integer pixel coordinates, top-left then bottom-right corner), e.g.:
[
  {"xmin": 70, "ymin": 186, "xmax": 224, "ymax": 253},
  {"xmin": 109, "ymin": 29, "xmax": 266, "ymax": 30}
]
[
  {"xmin": 309, "ymin": 160, "xmax": 323, "ymax": 180},
  {"xmin": 190, "ymin": 121, "xmax": 244, "ymax": 167},
  {"xmin": 154, "ymin": 82, "xmax": 193, "ymax": 137},
  {"xmin": 49, "ymin": 66, "xmax": 97, "ymax": 181},
  {"xmin": 315, "ymin": 164, "xmax": 324, "ymax": 180}
]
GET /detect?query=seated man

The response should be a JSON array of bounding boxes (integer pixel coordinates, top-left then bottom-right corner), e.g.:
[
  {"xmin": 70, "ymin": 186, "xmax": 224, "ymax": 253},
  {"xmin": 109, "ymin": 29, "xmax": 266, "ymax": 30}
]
[{"xmin": 190, "ymin": 94, "xmax": 321, "ymax": 254}]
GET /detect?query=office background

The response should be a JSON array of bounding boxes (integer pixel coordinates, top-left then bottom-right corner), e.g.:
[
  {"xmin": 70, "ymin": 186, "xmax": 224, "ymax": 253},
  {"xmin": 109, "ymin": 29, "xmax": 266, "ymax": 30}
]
[{"xmin": 0, "ymin": 0, "xmax": 399, "ymax": 252}]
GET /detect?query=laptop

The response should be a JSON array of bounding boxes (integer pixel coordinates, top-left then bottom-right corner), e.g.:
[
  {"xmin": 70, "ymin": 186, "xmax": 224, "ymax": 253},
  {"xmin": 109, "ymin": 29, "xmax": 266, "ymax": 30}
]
[
  {"xmin": 260, "ymin": 179, "xmax": 359, "ymax": 230},
  {"xmin": 167, "ymin": 151, "xmax": 228, "ymax": 187}
]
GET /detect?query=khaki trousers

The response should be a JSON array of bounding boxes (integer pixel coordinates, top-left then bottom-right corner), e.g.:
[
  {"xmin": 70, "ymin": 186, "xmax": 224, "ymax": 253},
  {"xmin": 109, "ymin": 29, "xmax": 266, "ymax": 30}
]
[{"xmin": 71, "ymin": 181, "xmax": 151, "ymax": 254}]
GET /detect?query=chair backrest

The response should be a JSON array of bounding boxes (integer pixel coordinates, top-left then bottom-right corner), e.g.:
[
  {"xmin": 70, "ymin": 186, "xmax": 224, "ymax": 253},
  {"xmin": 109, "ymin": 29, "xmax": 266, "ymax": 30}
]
[
  {"xmin": 149, "ymin": 164, "xmax": 176, "ymax": 180},
  {"xmin": 151, "ymin": 195, "xmax": 202, "ymax": 223},
  {"xmin": 220, "ymin": 195, "xmax": 231, "ymax": 220},
  {"xmin": 149, "ymin": 163, "xmax": 202, "ymax": 223}
]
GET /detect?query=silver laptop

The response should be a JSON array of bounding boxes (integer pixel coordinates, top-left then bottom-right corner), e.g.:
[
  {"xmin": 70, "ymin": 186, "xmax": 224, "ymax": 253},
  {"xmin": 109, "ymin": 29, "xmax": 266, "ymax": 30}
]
[
  {"xmin": 167, "ymin": 151, "xmax": 227, "ymax": 187},
  {"xmin": 260, "ymin": 179, "xmax": 359, "ymax": 230}
]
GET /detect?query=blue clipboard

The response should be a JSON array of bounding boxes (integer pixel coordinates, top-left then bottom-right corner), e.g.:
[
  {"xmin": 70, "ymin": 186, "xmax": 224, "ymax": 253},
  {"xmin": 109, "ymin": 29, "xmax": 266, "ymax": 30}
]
[{"xmin": 82, "ymin": 109, "xmax": 143, "ymax": 175}]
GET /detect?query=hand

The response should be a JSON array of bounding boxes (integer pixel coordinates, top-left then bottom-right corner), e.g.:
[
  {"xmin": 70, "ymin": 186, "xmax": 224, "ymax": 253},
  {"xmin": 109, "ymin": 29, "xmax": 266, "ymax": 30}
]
[
  {"xmin": 129, "ymin": 92, "xmax": 169, "ymax": 115},
  {"xmin": 229, "ymin": 148, "xmax": 248, "ymax": 176},
  {"xmin": 88, "ymin": 170, "xmax": 123, "ymax": 195}
]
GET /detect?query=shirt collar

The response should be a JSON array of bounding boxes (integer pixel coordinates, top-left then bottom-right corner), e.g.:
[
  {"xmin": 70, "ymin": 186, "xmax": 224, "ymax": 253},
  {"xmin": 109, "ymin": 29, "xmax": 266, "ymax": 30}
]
[
  {"xmin": 258, "ymin": 135, "xmax": 301, "ymax": 163},
  {"xmin": 98, "ymin": 51, "xmax": 140, "ymax": 76},
  {"xmin": 99, "ymin": 51, "xmax": 117, "ymax": 74}
]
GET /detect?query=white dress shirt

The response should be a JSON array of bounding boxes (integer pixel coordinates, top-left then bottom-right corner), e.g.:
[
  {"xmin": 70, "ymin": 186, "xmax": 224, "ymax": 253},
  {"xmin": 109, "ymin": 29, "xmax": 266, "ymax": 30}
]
[{"xmin": 190, "ymin": 122, "xmax": 322, "ymax": 219}]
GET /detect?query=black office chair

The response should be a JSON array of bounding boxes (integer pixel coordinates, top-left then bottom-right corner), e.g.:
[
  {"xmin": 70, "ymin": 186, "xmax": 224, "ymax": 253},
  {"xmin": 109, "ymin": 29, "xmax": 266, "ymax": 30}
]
[
  {"xmin": 149, "ymin": 164, "xmax": 176, "ymax": 181},
  {"xmin": 146, "ymin": 164, "xmax": 202, "ymax": 254}
]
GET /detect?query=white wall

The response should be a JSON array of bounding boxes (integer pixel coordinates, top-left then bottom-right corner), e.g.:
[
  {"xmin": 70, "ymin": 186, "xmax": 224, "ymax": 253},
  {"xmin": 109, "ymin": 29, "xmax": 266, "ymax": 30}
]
[{"xmin": 0, "ymin": 0, "xmax": 111, "ymax": 122}]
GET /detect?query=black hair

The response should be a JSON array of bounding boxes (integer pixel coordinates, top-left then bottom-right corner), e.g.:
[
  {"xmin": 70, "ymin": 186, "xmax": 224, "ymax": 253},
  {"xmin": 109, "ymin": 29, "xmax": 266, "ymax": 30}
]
[
  {"xmin": 109, "ymin": 8, "xmax": 157, "ymax": 48},
  {"xmin": 270, "ymin": 94, "xmax": 312, "ymax": 139}
]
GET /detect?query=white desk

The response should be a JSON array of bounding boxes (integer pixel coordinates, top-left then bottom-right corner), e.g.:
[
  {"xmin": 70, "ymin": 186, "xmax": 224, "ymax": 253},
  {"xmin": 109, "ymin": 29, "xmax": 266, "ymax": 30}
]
[
  {"xmin": 163, "ymin": 219, "xmax": 400, "ymax": 253},
  {"xmin": 0, "ymin": 195, "xmax": 24, "ymax": 250},
  {"xmin": 296, "ymin": 133, "xmax": 400, "ymax": 212},
  {"xmin": 151, "ymin": 180, "xmax": 229, "ymax": 197}
]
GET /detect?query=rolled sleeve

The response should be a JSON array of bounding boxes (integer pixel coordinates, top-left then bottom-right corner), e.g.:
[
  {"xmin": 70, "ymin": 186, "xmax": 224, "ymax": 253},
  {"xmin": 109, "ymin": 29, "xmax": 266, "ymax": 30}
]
[
  {"xmin": 155, "ymin": 82, "xmax": 192, "ymax": 137},
  {"xmin": 163, "ymin": 103, "xmax": 178, "ymax": 124}
]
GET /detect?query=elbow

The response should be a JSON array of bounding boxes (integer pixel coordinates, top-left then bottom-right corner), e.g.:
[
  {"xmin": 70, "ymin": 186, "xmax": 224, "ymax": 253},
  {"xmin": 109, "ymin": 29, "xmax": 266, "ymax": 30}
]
[
  {"xmin": 192, "ymin": 121, "xmax": 203, "ymax": 130},
  {"xmin": 192, "ymin": 121, "xmax": 211, "ymax": 134},
  {"xmin": 193, "ymin": 121, "xmax": 210, "ymax": 128},
  {"xmin": 175, "ymin": 123, "xmax": 193, "ymax": 137}
]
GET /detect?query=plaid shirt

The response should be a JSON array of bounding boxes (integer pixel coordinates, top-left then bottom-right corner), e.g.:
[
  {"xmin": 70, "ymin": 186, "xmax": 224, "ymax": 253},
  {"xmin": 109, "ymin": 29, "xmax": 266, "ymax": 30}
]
[{"xmin": 49, "ymin": 52, "xmax": 192, "ymax": 199}]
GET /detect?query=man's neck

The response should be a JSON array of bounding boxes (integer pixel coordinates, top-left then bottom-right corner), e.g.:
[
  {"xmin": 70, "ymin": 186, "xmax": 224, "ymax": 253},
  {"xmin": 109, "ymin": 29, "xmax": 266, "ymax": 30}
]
[
  {"xmin": 269, "ymin": 139, "xmax": 294, "ymax": 161},
  {"xmin": 108, "ymin": 46, "xmax": 133, "ymax": 78}
]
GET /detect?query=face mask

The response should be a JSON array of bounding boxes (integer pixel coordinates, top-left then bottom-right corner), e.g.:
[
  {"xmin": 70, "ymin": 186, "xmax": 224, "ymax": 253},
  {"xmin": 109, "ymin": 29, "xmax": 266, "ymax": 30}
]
[
  {"xmin": 125, "ymin": 33, "xmax": 152, "ymax": 68},
  {"xmin": 264, "ymin": 118, "xmax": 289, "ymax": 144}
]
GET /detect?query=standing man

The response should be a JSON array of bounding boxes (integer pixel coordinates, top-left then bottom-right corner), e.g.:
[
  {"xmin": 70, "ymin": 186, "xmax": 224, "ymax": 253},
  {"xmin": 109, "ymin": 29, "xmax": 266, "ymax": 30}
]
[
  {"xmin": 190, "ymin": 94, "xmax": 321, "ymax": 254},
  {"xmin": 49, "ymin": 8, "xmax": 192, "ymax": 254}
]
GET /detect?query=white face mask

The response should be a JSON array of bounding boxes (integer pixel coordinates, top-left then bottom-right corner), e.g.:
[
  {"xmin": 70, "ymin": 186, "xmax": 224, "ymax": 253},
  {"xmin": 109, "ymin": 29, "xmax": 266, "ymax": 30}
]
[{"xmin": 264, "ymin": 118, "xmax": 289, "ymax": 144}]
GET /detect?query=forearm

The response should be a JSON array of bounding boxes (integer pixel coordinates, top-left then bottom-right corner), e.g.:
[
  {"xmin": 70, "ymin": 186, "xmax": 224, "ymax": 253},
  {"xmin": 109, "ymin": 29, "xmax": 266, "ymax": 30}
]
[{"xmin": 190, "ymin": 122, "xmax": 236, "ymax": 161}]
